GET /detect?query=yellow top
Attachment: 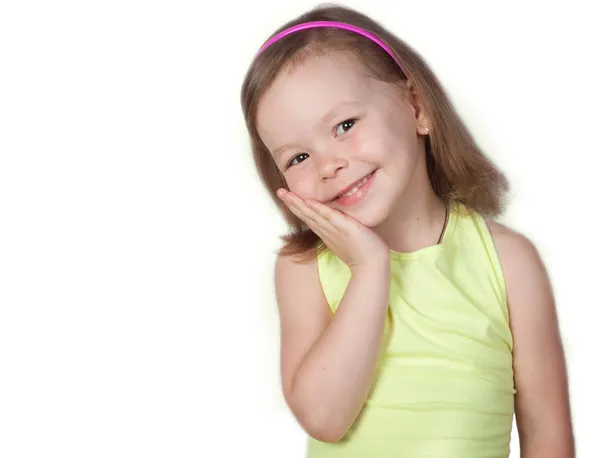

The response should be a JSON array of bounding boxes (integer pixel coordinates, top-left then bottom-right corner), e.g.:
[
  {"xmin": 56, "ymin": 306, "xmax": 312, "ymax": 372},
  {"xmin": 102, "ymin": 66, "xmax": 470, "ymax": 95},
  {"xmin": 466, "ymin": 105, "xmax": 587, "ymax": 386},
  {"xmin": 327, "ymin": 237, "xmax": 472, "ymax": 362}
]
[{"xmin": 309, "ymin": 202, "xmax": 515, "ymax": 457}]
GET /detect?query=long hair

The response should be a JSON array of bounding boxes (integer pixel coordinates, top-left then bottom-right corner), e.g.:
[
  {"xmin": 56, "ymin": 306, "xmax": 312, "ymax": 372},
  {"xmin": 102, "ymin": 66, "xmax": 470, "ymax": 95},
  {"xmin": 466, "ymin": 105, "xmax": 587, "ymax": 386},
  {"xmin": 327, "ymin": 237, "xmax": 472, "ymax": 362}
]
[{"xmin": 240, "ymin": 4, "xmax": 509, "ymax": 261}]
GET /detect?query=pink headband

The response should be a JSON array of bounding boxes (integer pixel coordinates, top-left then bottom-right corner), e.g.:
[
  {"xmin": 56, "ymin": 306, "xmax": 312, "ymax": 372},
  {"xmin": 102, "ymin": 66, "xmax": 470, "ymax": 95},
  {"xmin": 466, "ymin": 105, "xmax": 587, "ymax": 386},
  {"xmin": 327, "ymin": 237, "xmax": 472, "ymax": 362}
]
[{"xmin": 256, "ymin": 20, "xmax": 406, "ymax": 74}]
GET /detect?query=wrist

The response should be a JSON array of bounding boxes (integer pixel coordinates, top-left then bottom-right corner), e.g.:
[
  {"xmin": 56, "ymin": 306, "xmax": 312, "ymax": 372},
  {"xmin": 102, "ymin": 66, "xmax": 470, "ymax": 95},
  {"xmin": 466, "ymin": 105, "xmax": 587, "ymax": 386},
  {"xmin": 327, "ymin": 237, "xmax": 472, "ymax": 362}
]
[{"xmin": 349, "ymin": 258, "xmax": 390, "ymax": 277}]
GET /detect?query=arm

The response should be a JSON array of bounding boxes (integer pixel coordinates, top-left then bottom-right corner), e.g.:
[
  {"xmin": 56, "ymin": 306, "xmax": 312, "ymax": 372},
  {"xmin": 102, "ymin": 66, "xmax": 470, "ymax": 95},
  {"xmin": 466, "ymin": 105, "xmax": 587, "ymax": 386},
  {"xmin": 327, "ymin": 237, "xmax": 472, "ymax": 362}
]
[
  {"xmin": 488, "ymin": 221, "xmax": 575, "ymax": 457},
  {"xmin": 275, "ymin": 253, "xmax": 390, "ymax": 443}
]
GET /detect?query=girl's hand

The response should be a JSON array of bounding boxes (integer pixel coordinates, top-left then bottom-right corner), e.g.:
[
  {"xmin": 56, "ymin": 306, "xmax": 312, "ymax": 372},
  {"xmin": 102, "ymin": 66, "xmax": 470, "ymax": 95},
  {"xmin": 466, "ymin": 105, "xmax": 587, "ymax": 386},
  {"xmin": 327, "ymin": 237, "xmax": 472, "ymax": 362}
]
[{"xmin": 277, "ymin": 189, "xmax": 390, "ymax": 271}]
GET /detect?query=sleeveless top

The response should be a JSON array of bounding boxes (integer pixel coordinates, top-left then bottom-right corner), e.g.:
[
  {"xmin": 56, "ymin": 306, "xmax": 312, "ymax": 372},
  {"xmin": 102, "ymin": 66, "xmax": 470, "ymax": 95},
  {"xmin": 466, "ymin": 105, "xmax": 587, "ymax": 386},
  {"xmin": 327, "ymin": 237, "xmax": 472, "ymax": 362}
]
[{"xmin": 307, "ymin": 202, "xmax": 515, "ymax": 458}]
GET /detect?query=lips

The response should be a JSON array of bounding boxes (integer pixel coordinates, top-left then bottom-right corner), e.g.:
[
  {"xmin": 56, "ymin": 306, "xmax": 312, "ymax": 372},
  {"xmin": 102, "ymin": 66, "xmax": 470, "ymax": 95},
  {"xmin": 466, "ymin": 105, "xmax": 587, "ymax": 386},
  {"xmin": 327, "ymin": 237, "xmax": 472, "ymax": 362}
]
[{"xmin": 331, "ymin": 171, "xmax": 376, "ymax": 201}]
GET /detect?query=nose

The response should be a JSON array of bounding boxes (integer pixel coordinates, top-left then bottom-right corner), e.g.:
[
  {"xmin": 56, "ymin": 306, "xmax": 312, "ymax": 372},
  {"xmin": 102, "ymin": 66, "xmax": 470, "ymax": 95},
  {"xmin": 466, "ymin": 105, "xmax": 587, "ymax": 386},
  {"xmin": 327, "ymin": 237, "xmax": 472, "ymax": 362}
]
[{"xmin": 315, "ymin": 151, "xmax": 349, "ymax": 181}]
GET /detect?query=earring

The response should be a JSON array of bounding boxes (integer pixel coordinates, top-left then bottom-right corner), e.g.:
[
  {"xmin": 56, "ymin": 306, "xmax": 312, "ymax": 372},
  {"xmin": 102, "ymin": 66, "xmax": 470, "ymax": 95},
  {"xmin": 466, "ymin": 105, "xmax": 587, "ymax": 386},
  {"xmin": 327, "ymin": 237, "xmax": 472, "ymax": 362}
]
[{"xmin": 423, "ymin": 125, "xmax": 430, "ymax": 133}]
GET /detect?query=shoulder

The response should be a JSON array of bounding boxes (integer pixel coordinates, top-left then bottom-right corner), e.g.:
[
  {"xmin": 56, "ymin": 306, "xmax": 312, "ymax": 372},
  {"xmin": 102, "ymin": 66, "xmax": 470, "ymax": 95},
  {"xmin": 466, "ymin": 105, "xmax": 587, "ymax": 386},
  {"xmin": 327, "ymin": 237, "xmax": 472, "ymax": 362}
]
[
  {"xmin": 275, "ymin": 251, "xmax": 320, "ymax": 284},
  {"xmin": 274, "ymin": 251, "xmax": 326, "ymax": 307},
  {"xmin": 485, "ymin": 219, "xmax": 549, "ymax": 292},
  {"xmin": 485, "ymin": 218, "xmax": 557, "ymax": 342},
  {"xmin": 273, "ymin": 252, "xmax": 332, "ymax": 399},
  {"xmin": 486, "ymin": 219, "xmax": 533, "ymax": 251},
  {"xmin": 485, "ymin": 222, "xmax": 574, "ymax": 452}
]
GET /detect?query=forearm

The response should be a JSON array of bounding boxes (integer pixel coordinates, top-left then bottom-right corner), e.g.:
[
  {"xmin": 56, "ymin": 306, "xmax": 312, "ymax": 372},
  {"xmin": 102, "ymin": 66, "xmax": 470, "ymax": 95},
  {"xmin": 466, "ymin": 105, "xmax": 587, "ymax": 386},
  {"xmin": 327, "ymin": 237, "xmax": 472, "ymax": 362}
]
[
  {"xmin": 290, "ymin": 263, "xmax": 390, "ymax": 441},
  {"xmin": 520, "ymin": 430, "xmax": 575, "ymax": 458},
  {"xmin": 521, "ymin": 442, "xmax": 575, "ymax": 458}
]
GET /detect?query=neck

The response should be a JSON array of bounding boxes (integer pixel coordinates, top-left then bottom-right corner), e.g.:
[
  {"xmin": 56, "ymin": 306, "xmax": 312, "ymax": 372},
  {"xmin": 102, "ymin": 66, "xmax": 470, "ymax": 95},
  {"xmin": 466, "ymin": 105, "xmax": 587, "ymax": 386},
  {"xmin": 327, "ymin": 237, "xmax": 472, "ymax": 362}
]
[{"xmin": 373, "ymin": 161, "xmax": 447, "ymax": 253}]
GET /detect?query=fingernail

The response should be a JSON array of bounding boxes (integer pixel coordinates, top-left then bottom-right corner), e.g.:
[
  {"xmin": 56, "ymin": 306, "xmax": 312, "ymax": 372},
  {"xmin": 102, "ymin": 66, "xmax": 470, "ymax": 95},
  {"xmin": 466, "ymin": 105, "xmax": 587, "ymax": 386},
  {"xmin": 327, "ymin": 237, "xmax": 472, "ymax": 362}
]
[{"xmin": 276, "ymin": 190, "xmax": 284, "ymax": 199}]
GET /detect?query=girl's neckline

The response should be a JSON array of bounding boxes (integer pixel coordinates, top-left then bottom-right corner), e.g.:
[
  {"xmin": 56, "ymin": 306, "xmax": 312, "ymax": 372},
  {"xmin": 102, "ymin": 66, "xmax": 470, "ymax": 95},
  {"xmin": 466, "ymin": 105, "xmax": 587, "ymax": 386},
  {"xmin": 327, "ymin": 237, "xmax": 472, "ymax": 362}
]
[{"xmin": 388, "ymin": 201, "xmax": 458, "ymax": 261}]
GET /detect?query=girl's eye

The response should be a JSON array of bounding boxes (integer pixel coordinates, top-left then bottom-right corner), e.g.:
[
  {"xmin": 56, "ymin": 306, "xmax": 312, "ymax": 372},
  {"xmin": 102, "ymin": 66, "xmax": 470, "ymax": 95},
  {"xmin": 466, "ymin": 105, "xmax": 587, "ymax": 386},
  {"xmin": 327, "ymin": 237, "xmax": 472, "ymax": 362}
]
[
  {"xmin": 288, "ymin": 153, "xmax": 309, "ymax": 167},
  {"xmin": 335, "ymin": 118, "xmax": 357, "ymax": 136}
]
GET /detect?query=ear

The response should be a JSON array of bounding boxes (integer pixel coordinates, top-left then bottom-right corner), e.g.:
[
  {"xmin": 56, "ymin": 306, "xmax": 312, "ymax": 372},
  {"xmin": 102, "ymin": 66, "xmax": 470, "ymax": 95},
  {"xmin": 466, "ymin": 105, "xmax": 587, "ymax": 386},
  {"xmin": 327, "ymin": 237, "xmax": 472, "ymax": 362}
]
[{"xmin": 405, "ymin": 79, "xmax": 431, "ymax": 136}]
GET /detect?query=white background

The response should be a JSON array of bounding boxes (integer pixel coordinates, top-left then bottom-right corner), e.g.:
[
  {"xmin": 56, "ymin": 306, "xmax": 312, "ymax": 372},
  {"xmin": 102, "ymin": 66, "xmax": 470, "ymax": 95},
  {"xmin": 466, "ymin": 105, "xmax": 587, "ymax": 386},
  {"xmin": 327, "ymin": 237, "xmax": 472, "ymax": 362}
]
[{"xmin": 1, "ymin": 1, "xmax": 598, "ymax": 456}]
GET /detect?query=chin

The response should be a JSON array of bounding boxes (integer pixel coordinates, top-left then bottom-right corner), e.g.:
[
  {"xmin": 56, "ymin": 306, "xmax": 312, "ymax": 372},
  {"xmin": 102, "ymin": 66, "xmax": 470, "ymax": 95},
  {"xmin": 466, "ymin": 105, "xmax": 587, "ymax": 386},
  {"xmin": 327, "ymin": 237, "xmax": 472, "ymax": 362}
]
[{"xmin": 342, "ymin": 204, "xmax": 389, "ymax": 228}]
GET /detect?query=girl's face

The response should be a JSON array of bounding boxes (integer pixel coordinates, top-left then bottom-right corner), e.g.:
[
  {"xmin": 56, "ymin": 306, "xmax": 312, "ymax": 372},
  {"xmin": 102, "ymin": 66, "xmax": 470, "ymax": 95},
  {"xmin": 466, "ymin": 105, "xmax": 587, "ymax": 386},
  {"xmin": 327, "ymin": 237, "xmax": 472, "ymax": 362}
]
[{"xmin": 256, "ymin": 52, "xmax": 428, "ymax": 228}]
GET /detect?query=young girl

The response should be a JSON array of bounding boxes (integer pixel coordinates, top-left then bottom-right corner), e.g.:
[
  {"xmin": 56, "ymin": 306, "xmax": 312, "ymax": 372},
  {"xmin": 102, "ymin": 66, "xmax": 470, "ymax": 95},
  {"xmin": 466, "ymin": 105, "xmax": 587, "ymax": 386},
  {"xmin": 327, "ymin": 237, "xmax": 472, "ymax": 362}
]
[{"xmin": 240, "ymin": 5, "xmax": 574, "ymax": 457}]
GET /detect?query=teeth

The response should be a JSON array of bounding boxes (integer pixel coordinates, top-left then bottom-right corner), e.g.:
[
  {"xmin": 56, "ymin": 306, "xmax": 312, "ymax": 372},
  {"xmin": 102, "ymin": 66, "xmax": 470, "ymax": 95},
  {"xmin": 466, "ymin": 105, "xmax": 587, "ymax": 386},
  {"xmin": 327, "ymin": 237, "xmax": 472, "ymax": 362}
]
[{"xmin": 338, "ymin": 173, "xmax": 371, "ymax": 198}]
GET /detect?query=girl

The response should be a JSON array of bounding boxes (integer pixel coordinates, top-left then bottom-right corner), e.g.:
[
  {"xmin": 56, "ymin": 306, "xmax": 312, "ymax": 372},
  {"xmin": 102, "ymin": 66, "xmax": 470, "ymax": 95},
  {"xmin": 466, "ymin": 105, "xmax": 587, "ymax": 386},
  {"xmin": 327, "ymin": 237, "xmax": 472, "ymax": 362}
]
[{"xmin": 240, "ymin": 5, "xmax": 574, "ymax": 457}]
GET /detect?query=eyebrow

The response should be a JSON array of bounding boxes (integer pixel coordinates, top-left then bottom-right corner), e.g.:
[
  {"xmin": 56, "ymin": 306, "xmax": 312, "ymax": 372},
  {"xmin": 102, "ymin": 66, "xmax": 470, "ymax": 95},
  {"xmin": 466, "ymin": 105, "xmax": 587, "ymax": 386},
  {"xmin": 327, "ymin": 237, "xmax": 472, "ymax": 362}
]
[
  {"xmin": 319, "ymin": 100, "xmax": 360, "ymax": 125},
  {"xmin": 272, "ymin": 143, "xmax": 300, "ymax": 160},
  {"xmin": 271, "ymin": 101, "xmax": 361, "ymax": 159}
]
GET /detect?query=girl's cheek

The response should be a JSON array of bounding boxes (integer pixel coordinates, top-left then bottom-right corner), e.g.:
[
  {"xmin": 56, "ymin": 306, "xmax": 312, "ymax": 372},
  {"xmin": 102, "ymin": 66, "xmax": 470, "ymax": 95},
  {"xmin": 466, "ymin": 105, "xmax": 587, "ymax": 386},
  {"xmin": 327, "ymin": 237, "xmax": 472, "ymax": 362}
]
[{"xmin": 288, "ymin": 175, "xmax": 318, "ymax": 200}]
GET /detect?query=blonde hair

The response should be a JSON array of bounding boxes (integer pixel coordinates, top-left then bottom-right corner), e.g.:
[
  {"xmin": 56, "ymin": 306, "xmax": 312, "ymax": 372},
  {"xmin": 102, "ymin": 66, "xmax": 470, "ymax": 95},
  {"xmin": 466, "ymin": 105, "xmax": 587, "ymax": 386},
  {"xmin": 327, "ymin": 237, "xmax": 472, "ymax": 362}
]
[{"xmin": 240, "ymin": 4, "xmax": 509, "ymax": 261}]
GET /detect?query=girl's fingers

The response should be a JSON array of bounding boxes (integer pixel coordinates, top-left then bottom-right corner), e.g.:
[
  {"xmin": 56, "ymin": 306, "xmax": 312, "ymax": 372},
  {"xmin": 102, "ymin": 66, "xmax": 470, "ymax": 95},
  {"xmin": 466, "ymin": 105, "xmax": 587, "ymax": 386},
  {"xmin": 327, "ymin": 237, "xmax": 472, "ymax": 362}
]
[
  {"xmin": 278, "ymin": 190, "xmax": 318, "ymax": 226},
  {"xmin": 284, "ymin": 197, "xmax": 325, "ymax": 236},
  {"xmin": 304, "ymin": 198, "xmax": 360, "ymax": 239},
  {"xmin": 304, "ymin": 198, "xmax": 349, "ymax": 232},
  {"xmin": 279, "ymin": 191, "xmax": 337, "ymax": 235},
  {"xmin": 285, "ymin": 193, "xmax": 332, "ymax": 231}
]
